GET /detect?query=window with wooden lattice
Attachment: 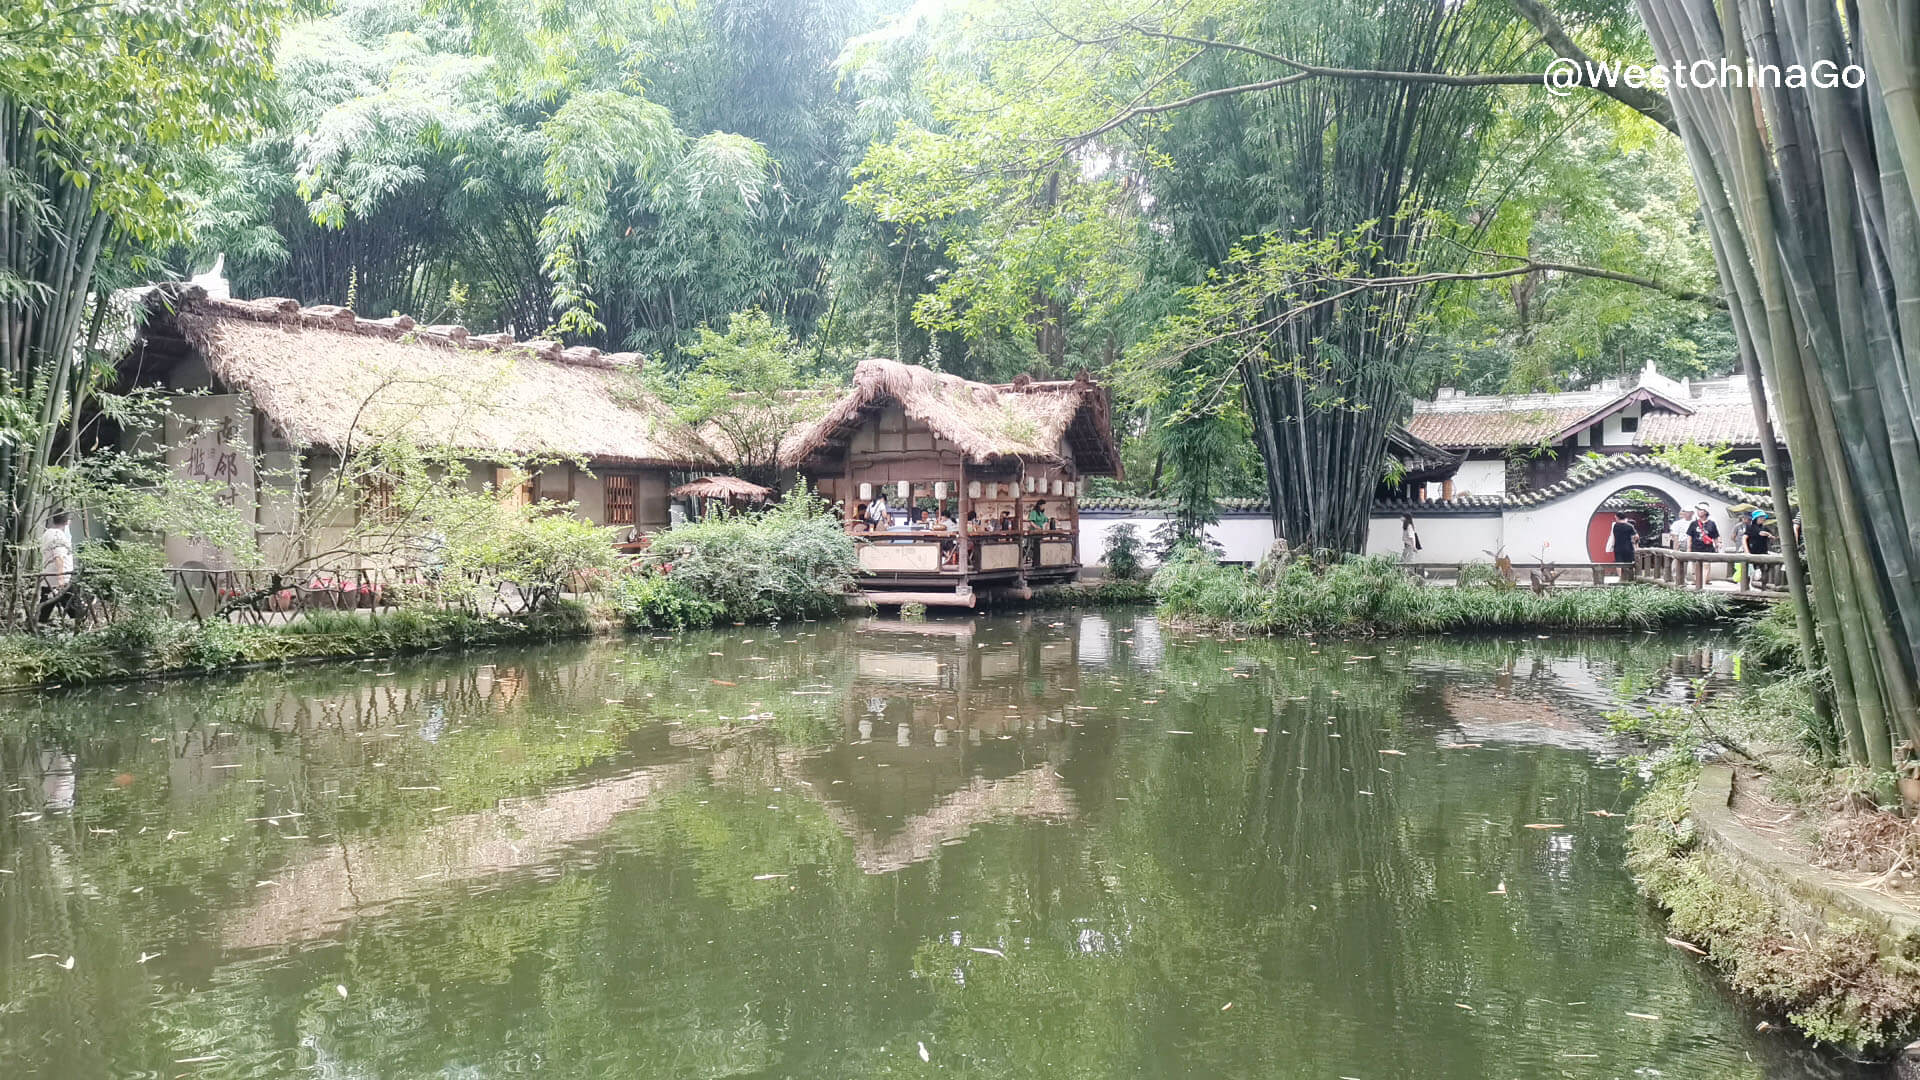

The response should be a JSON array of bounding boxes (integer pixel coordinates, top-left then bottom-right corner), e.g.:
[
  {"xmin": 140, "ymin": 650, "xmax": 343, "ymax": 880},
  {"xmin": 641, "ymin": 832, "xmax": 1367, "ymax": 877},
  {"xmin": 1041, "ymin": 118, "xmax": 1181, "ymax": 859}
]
[
  {"xmin": 605, "ymin": 473, "xmax": 637, "ymax": 526},
  {"xmin": 358, "ymin": 474, "xmax": 400, "ymax": 524}
]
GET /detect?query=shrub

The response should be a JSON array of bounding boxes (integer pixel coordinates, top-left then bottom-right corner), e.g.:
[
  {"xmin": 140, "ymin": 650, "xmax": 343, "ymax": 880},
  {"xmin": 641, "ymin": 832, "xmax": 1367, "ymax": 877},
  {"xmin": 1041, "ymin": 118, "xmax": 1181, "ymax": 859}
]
[
  {"xmin": 1102, "ymin": 523, "xmax": 1145, "ymax": 581},
  {"xmin": 447, "ymin": 510, "xmax": 622, "ymax": 611},
  {"xmin": 75, "ymin": 541, "xmax": 173, "ymax": 618},
  {"xmin": 629, "ymin": 486, "xmax": 856, "ymax": 625},
  {"xmin": 1742, "ymin": 601, "xmax": 1805, "ymax": 669},
  {"xmin": 1152, "ymin": 550, "xmax": 1725, "ymax": 635},
  {"xmin": 613, "ymin": 574, "xmax": 723, "ymax": 630}
]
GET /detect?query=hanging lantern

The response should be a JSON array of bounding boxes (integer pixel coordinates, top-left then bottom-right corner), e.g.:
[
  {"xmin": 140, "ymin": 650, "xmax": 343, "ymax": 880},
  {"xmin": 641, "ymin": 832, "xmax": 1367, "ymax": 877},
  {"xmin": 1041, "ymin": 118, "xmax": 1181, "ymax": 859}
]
[
  {"xmin": 968, "ymin": 480, "xmax": 981, "ymax": 499},
  {"xmin": 986, "ymin": 482, "xmax": 998, "ymax": 499},
  {"xmin": 934, "ymin": 481, "xmax": 947, "ymax": 500},
  {"xmin": 859, "ymin": 482, "xmax": 872, "ymax": 501},
  {"xmin": 897, "ymin": 480, "xmax": 909, "ymax": 500},
  {"xmin": 1052, "ymin": 478, "xmax": 1063, "ymax": 496},
  {"xmin": 1066, "ymin": 481, "xmax": 1077, "ymax": 497},
  {"xmin": 1025, "ymin": 476, "xmax": 1036, "ymax": 493}
]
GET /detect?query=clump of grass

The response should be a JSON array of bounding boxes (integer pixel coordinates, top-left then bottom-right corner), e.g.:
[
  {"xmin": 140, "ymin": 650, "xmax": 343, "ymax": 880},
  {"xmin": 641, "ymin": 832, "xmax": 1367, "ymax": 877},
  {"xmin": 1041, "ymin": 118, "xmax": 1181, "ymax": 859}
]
[
  {"xmin": 1741, "ymin": 601, "xmax": 1807, "ymax": 669},
  {"xmin": 0, "ymin": 603, "xmax": 594, "ymax": 691},
  {"xmin": 1149, "ymin": 549, "xmax": 1725, "ymax": 635}
]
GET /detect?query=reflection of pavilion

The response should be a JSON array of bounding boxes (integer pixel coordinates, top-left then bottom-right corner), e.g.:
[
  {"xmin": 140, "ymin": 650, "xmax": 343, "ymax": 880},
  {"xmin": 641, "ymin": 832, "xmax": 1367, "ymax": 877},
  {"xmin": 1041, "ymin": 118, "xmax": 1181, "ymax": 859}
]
[
  {"xmin": 798, "ymin": 617, "xmax": 1087, "ymax": 873},
  {"xmin": 223, "ymin": 760, "xmax": 701, "ymax": 949}
]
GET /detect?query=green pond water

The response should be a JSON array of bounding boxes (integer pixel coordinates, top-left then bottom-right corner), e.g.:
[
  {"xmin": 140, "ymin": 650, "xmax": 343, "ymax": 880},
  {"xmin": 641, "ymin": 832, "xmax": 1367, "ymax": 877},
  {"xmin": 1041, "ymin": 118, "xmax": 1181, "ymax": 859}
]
[{"xmin": 0, "ymin": 612, "xmax": 1878, "ymax": 1079}]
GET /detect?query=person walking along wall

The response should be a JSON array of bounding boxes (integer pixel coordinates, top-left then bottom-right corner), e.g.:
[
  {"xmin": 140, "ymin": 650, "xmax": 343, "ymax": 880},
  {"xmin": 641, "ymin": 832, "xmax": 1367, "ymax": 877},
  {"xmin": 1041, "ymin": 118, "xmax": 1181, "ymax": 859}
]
[
  {"xmin": 1608, "ymin": 512, "xmax": 1638, "ymax": 581},
  {"xmin": 1684, "ymin": 502, "xmax": 1719, "ymax": 589}
]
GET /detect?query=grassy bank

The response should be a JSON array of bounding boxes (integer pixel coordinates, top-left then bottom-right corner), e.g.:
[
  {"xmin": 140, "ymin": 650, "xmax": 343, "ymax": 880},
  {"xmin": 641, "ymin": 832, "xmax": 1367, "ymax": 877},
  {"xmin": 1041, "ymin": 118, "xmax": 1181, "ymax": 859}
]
[
  {"xmin": 1618, "ymin": 675, "xmax": 1920, "ymax": 1056},
  {"xmin": 0, "ymin": 603, "xmax": 598, "ymax": 691},
  {"xmin": 1151, "ymin": 550, "xmax": 1725, "ymax": 635}
]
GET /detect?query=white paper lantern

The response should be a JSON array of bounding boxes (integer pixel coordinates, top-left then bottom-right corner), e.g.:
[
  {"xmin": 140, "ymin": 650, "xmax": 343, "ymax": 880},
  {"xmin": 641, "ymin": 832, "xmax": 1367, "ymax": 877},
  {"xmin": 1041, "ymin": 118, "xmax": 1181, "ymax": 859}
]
[
  {"xmin": 1066, "ymin": 481, "xmax": 1077, "ymax": 497},
  {"xmin": 968, "ymin": 480, "xmax": 981, "ymax": 499},
  {"xmin": 859, "ymin": 482, "xmax": 872, "ymax": 501},
  {"xmin": 897, "ymin": 480, "xmax": 909, "ymax": 500},
  {"xmin": 986, "ymin": 482, "xmax": 998, "ymax": 499},
  {"xmin": 934, "ymin": 481, "xmax": 947, "ymax": 500},
  {"xmin": 1052, "ymin": 478, "xmax": 1063, "ymax": 496},
  {"xmin": 1025, "ymin": 476, "xmax": 1036, "ymax": 493}
]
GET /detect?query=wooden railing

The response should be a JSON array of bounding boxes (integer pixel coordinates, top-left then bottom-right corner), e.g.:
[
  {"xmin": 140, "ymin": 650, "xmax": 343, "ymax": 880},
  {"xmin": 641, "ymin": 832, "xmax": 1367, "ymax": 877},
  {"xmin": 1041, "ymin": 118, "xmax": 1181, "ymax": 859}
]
[{"xmin": 1635, "ymin": 547, "xmax": 1789, "ymax": 595}]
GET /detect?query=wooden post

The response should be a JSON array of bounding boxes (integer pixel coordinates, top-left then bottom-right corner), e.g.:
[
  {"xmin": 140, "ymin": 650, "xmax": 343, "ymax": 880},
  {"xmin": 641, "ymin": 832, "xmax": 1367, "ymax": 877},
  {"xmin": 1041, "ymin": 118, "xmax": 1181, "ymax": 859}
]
[{"xmin": 956, "ymin": 471, "xmax": 972, "ymax": 577}]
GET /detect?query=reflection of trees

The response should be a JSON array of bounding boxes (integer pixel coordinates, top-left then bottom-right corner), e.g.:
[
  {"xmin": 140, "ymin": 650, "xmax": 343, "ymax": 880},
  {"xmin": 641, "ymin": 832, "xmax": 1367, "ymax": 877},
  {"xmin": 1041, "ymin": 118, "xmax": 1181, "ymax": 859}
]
[{"xmin": 0, "ymin": 617, "xmax": 1796, "ymax": 1078}]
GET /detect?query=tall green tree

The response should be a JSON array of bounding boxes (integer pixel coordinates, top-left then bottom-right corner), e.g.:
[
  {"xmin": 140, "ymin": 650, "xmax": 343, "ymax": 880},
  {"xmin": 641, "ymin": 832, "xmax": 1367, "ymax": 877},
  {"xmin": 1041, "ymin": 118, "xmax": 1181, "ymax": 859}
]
[{"xmin": 1, "ymin": 0, "xmax": 296, "ymax": 614}]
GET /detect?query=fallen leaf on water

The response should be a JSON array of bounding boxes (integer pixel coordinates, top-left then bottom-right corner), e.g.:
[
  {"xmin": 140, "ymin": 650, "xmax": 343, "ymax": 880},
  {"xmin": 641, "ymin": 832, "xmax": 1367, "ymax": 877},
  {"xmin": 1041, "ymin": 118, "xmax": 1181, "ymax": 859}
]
[
  {"xmin": 1626, "ymin": 1011, "xmax": 1662, "ymax": 1021},
  {"xmin": 1523, "ymin": 823, "xmax": 1566, "ymax": 830},
  {"xmin": 712, "ymin": 679, "xmax": 736, "ymax": 686},
  {"xmin": 1221, "ymin": 1002, "xmax": 1233, "ymax": 1011},
  {"xmin": 752, "ymin": 873, "xmax": 789, "ymax": 881},
  {"xmin": 918, "ymin": 1041, "xmax": 930, "ymax": 1062},
  {"xmin": 1378, "ymin": 749, "xmax": 1406, "ymax": 756},
  {"xmin": 337, "ymin": 984, "xmax": 349, "ymax": 999},
  {"xmin": 1587, "ymin": 809, "xmax": 1622, "ymax": 818}
]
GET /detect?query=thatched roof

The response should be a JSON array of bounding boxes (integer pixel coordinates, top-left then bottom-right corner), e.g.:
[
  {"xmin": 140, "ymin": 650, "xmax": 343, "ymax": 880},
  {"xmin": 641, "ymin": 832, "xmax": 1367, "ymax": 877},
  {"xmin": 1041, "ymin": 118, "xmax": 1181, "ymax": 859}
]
[
  {"xmin": 131, "ymin": 286, "xmax": 713, "ymax": 468},
  {"xmin": 782, "ymin": 358, "xmax": 1120, "ymax": 475},
  {"xmin": 671, "ymin": 475, "xmax": 773, "ymax": 501}
]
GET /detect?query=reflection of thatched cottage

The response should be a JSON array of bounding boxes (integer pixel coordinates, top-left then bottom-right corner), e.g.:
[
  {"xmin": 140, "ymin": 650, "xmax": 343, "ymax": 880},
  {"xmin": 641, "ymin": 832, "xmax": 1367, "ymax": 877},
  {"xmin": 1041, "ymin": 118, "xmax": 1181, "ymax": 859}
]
[
  {"xmin": 784, "ymin": 358, "xmax": 1121, "ymax": 606},
  {"xmin": 119, "ymin": 286, "xmax": 711, "ymax": 567}
]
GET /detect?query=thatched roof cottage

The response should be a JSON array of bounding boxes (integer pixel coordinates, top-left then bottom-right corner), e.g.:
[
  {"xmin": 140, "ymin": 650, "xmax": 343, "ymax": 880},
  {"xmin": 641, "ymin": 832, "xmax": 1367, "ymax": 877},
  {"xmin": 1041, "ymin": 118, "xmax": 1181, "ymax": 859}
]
[
  {"xmin": 119, "ymin": 285, "xmax": 713, "ymax": 567},
  {"xmin": 787, "ymin": 358, "xmax": 1121, "ymax": 606}
]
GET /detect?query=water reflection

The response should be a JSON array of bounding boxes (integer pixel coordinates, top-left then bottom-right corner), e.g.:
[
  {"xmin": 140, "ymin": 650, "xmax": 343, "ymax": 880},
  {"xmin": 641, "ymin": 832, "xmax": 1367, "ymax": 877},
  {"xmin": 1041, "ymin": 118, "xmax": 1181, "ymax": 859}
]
[{"xmin": 0, "ymin": 614, "xmax": 1872, "ymax": 1078}]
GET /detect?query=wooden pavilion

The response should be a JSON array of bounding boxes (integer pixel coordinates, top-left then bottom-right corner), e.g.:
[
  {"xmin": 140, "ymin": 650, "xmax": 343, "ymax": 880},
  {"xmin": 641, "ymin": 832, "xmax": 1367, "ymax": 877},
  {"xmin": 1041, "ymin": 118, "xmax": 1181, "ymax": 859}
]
[{"xmin": 783, "ymin": 359, "xmax": 1120, "ymax": 606}]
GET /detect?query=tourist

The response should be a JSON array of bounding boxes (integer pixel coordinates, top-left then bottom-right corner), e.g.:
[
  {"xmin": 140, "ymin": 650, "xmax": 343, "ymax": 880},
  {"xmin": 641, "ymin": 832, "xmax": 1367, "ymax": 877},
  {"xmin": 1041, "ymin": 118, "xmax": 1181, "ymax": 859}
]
[
  {"xmin": 1608, "ymin": 512, "xmax": 1638, "ymax": 580},
  {"xmin": 998, "ymin": 509, "xmax": 1015, "ymax": 532},
  {"xmin": 1027, "ymin": 501, "xmax": 1050, "ymax": 531},
  {"xmin": 866, "ymin": 492, "xmax": 891, "ymax": 530},
  {"xmin": 37, "ymin": 511, "xmax": 81, "ymax": 624},
  {"xmin": 1685, "ymin": 502, "xmax": 1719, "ymax": 588},
  {"xmin": 1746, "ymin": 509, "xmax": 1776, "ymax": 587},
  {"xmin": 1400, "ymin": 514, "xmax": 1420, "ymax": 562}
]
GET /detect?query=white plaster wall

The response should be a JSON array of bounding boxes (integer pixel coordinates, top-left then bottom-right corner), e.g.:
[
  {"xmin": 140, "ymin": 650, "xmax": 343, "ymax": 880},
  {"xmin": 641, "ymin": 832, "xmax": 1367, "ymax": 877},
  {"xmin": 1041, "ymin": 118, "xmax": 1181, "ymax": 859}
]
[
  {"xmin": 1364, "ymin": 514, "xmax": 1503, "ymax": 563},
  {"xmin": 1079, "ymin": 514, "xmax": 1277, "ymax": 568},
  {"xmin": 1502, "ymin": 466, "xmax": 1741, "ymax": 576},
  {"xmin": 1452, "ymin": 459, "xmax": 1506, "ymax": 498},
  {"xmin": 1598, "ymin": 401, "xmax": 1644, "ymax": 447},
  {"xmin": 164, "ymin": 394, "xmax": 255, "ymax": 569}
]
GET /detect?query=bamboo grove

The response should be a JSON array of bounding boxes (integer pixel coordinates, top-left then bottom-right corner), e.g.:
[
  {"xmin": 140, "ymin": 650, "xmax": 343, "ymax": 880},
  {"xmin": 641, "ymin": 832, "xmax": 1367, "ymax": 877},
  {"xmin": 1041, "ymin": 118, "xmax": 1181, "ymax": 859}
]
[{"xmin": 1629, "ymin": 0, "xmax": 1920, "ymax": 767}]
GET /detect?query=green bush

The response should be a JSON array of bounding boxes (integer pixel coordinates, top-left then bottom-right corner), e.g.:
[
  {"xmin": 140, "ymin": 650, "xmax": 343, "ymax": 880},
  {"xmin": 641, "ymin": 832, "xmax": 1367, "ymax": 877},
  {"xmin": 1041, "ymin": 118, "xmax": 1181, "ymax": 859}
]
[
  {"xmin": 1741, "ymin": 601, "xmax": 1805, "ymax": 669},
  {"xmin": 625, "ymin": 487, "xmax": 856, "ymax": 625},
  {"xmin": 75, "ymin": 540, "xmax": 173, "ymax": 617},
  {"xmin": 1152, "ymin": 550, "xmax": 1726, "ymax": 635},
  {"xmin": 450, "ymin": 512, "xmax": 621, "ymax": 610},
  {"xmin": 613, "ymin": 574, "xmax": 724, "ymax": 630},
  {"xmin": 1101, "ymin": 523, "xmax": 1145, "ymax": 581}
]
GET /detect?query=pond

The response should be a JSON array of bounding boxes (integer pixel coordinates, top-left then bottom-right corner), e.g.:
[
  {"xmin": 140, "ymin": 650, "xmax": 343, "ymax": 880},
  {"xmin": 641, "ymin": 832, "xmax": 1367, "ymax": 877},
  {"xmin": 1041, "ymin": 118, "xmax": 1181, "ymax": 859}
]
[{"xmin": 0, "ymin": 612, "xmax": 1874, "ymax": 1078}]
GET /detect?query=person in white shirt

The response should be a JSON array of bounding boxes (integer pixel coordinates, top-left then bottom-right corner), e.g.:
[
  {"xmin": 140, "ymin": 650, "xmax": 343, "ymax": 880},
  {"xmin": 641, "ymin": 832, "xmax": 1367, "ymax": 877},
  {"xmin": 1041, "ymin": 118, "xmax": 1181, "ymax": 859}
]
[{"xmin": 37, "ymin": 511, "xmax": 81, "ymax": 624}]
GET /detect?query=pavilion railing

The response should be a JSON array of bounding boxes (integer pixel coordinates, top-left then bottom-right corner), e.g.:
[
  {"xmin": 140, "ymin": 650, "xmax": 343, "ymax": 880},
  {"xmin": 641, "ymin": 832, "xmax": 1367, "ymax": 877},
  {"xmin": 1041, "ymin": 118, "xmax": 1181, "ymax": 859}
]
[{"xmin": 1634, "ymin": 548, "xmax": 1789, "ymax": 595}]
